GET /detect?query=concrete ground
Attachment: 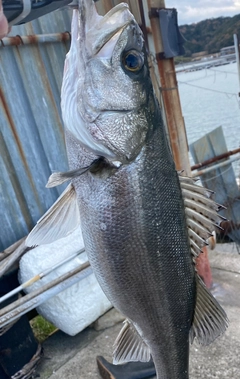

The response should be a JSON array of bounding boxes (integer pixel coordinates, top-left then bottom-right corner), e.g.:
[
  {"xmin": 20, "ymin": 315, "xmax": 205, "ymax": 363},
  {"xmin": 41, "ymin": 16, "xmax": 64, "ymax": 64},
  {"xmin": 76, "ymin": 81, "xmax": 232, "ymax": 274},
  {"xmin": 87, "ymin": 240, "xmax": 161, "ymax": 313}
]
[{"xmin": 35, "ymin": 243, "xmax": 240, "ymax": 379}]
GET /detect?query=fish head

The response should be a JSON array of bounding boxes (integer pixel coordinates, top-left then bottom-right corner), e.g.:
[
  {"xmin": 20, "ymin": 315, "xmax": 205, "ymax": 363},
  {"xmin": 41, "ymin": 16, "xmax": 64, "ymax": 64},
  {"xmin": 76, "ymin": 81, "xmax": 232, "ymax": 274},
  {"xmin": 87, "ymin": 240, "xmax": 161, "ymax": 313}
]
[{"xmin": 62, "ymin": 1, "xmax": 155, "ymax": 164}]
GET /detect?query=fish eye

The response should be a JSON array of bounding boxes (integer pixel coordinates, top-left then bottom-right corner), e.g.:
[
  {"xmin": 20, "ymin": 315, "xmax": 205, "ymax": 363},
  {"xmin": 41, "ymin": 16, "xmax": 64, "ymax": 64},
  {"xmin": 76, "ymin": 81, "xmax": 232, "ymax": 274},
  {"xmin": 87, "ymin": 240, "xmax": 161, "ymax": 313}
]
[{"xmin": 122, "ymin": 50, "xmax": 144, "ymax": 72}]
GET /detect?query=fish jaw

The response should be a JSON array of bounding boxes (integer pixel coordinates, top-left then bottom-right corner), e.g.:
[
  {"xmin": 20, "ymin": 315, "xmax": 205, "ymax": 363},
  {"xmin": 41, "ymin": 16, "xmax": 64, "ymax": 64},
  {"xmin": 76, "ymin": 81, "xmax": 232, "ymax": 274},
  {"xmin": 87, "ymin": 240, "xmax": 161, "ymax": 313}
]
[
  {"xmin": 61, "ymin": 1, "xmax": 154, "ymax": 164},
  {"xmin": 79, "ymin": 1, "xmax": 133, "ymax": 58}
]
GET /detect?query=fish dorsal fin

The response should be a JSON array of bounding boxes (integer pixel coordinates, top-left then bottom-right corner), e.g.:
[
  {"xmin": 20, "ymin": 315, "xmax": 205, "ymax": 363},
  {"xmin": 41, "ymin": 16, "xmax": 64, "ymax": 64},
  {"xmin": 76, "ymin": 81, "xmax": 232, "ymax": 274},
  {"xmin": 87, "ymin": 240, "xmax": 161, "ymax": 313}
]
[
  {"xmin": 113, "ymin": 319, "xmax": 151, "ymax": 364},
  {"xmin": 190, "ymin": 275, "xmax": 229, "ymax": 345},
  {"xmin": 26, "ymin": 184, "xmax": 80, "ymax": 247},
  {"xmin": 179, "ymin": 175, "xmax": 225, "ymax": 259}
]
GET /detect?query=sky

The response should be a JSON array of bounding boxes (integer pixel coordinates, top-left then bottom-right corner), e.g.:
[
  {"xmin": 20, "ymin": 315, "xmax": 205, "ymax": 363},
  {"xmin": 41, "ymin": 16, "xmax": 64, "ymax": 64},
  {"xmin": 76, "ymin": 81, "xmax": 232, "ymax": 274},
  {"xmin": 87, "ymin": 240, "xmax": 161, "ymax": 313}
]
[{"xmin": 165, "ymin": 0, "xmax": 240, "ymax": 25}]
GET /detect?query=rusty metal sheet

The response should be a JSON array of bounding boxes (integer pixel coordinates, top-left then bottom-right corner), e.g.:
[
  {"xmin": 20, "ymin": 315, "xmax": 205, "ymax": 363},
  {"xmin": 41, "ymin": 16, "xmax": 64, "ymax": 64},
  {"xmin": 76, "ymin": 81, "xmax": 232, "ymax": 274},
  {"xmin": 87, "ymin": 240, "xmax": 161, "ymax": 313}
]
[
  {"xmin": 0, "ymin": 2, "xmax": 154, "ymax": 252},
  {"xmin": 190, "ymin": 126, "xmax": 240, "ymax": 244},
  {"xmin": 0, "ymin": 10, "xmax": 72, "ymax": 251}
]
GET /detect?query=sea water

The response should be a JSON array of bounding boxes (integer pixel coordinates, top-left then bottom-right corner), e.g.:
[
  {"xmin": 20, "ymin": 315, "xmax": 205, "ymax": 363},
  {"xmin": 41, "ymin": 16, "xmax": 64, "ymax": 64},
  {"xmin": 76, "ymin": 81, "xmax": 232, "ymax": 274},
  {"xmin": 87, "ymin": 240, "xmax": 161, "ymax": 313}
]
[{"xmin": 177, "ymin": 62, "xmax": 240, "ymax": 176}]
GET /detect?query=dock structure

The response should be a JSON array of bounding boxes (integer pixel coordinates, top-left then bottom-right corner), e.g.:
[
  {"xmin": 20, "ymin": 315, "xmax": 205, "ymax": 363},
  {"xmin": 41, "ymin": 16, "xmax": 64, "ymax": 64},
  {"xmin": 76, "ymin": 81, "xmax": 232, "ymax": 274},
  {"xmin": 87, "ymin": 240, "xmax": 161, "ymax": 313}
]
[{"xmin": 176, "ymin": 54, "xmax": 236, "ymax": 72}]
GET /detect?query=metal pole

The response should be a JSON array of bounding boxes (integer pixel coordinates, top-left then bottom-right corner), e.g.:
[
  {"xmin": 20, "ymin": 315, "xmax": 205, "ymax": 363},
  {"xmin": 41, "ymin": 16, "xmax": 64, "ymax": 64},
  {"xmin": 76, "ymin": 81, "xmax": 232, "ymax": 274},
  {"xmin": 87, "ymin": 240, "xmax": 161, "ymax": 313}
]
[
  {"xmin": 147, "ymin": 0, "xmax": 191, "ymax": 175},
  {"xmin": 0, "ymin": 262, "xmax": 92, "ymax": 329},
  {"xmin": 192, "ymin": 155, "xmax": 240, "ymax": 178},
  {"xmin": 0, "ymin": 248, "xmax": 85, "ymax": 304},
  {"xmin": 0, "ymin": 33, "xmax": 70, "ymax": 47},
  {"xmin": 191, "ymin": 147, "xmax": 240, "ymax": 171},
  {"xmin": 233, "ymin": 34, "xmax": 240, "ymax": 96}
]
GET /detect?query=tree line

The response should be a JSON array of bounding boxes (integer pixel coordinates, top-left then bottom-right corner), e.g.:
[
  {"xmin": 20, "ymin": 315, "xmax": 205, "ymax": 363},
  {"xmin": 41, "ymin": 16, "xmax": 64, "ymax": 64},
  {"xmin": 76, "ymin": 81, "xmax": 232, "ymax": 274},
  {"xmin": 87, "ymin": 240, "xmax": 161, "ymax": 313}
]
[{"xmin": 179, "ymin": 14, "xmax": 240, "ymax": 57}]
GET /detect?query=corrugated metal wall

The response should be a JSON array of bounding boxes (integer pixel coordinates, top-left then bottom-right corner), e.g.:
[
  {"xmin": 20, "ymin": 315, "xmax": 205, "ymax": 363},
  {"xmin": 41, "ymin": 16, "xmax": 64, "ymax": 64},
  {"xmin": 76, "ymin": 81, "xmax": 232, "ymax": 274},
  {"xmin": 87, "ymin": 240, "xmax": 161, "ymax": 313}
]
[
  {"xmin": 0, "ymin": 1, "xmax": 160, "ymax": 252},
  {"xmin": 0, "ymin": 9, "xmax": 72, "ymax": 251}
]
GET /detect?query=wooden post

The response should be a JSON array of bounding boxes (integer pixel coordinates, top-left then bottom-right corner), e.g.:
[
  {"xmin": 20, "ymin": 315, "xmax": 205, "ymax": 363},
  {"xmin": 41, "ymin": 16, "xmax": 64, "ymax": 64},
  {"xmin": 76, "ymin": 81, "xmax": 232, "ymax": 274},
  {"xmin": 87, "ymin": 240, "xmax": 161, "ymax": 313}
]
[
  {"xmin": 147, "ymin": 0, "xmax": 190, "ymax": 175},
  {"xmin": 101, "ymin": 0, "xmax": 113, "ymax": 13}
]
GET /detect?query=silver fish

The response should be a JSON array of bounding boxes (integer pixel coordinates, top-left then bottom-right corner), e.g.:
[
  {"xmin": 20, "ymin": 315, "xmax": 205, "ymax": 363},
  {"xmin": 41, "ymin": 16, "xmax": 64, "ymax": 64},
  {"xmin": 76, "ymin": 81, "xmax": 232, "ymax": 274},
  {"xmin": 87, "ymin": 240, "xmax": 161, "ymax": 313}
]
[{"xmin": 26, "ymin": 1, "xmax": 228, "ymax": 378}]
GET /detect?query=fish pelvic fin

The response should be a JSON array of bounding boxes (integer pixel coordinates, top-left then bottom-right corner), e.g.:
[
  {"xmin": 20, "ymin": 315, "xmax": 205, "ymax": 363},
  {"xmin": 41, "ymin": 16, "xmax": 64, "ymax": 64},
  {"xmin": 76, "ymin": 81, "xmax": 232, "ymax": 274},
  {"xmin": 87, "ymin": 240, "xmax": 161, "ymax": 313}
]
[
  {"xmin": 26, "ymin": 184, "xmax": 80, "ymax": 246},
  {"xmin": 113, "ymin": 319, "xmax": 151, "ymax": 365},
  {"xmin": 190, "ymin": 274, "xmax": 229, "ymax": 346}
]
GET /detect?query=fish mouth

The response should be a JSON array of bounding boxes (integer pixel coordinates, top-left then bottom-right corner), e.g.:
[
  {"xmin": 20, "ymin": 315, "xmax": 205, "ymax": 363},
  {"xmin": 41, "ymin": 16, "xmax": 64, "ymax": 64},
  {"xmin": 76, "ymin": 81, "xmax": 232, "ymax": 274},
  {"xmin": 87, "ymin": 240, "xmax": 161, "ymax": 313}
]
[{"xmin": 82, "ymin": 1, "xmax": 134, "ymax": 58}]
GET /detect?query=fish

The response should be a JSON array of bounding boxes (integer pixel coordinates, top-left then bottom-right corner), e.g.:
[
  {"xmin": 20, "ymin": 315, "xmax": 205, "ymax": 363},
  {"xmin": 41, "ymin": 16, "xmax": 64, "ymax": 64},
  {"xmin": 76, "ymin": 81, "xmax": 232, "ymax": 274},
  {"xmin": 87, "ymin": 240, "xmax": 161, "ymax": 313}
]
[{"xmin": 26, "ymin": 1, "xmax": 228, "ymax": 378}]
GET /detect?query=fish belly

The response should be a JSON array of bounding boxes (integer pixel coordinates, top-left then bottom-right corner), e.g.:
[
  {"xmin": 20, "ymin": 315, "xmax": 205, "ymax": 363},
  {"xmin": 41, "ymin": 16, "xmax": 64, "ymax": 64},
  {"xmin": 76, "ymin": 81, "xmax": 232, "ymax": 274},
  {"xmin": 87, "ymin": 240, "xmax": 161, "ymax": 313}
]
[{"xmin": 67, "ymin": 126, "xmax": 195, "ymax": 379}]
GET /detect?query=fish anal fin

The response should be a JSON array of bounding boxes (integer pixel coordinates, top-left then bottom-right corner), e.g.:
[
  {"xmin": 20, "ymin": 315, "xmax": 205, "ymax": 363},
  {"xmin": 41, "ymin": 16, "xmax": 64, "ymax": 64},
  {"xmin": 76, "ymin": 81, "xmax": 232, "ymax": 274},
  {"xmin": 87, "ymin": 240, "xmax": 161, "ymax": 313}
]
[
  {"xmin": 113, "ymin": 320, "xmax": 151, "ymax": 365},
  {"xmin": 26, "ymin": 184, "xmax": 80, "ymax": 246},
  {"xmin": 190, "ymin": 275, "xmax": 229, "ymax": 346}
]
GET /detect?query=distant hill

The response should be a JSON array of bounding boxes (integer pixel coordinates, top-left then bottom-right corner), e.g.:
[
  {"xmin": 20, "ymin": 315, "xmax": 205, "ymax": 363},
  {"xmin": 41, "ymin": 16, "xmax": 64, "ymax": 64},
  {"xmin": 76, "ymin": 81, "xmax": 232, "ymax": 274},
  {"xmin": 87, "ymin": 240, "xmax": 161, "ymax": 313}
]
[{"xmin": 179, "ymin": 14, "xmax": 240, "ymax": 57}]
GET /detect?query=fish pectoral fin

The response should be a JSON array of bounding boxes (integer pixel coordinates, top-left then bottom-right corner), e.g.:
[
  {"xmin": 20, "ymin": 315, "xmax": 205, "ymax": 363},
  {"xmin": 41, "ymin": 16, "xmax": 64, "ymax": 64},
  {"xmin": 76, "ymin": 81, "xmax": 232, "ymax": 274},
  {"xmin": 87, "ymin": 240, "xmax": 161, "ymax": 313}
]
[
  {"xmin": 46, "ymin": 157, "xmax": 112, "ymax": 188},
  {"xmin": 113, "ymin": 319, "xmax": 151, "ymax": 364},
  {"xmin": 26, "ymin": 184, "xmax": 80, "ymax": 247},
  {"xmin": 190, "ymin": 274, "xmax": 229, "ymax": 346},
  {"xmin": 46, "ymin": 167, "xmax": 90, "ymax": 188}
]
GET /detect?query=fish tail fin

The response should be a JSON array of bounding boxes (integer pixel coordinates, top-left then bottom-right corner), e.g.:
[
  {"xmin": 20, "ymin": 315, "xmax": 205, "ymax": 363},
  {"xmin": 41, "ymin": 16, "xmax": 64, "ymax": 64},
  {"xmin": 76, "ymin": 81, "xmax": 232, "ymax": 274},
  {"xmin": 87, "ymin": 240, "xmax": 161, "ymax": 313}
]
[{"xmin": 190, "ymin": 274, "xmax": 229, "ymax": 345}]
